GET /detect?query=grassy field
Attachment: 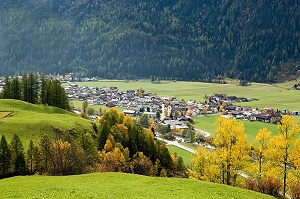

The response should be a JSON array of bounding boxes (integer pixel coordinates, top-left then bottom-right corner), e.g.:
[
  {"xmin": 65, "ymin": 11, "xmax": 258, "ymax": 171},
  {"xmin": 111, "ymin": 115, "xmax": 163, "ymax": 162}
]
[
  {"xmin": 167, "ymin": 145, "xmax": 194, "ymax": 167},
  {"xmin": 0, "ymin": 99, "xmax": 94, "ymax": 148},
  {"xmin": 67, "ymin": 79, "xmax": 300, "ymax": 111},
  {"xmin": 193, "ymin": 115, "xmax": 280, "ymax": 142},
  {"xmin": 0, "ymin": 172, "xmax": 276, "ymax": 199}
]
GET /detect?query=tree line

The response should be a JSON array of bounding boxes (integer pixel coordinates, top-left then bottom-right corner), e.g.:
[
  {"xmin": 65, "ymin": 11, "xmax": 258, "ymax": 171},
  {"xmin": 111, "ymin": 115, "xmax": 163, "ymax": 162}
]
[
  {"xmin": 0, "ymin": 1, "xmax": 299, "ymax": 82},
  {"xmin": 190, "ymin": 115, "xmax": 300, "ymax": 198},
  {"xmin": 1, "ymin": 73, "xmax": 70, "ymax": 110},
  {"xmin": 0, "ymin": 108, "xmax": 186, "ymax": 179}
]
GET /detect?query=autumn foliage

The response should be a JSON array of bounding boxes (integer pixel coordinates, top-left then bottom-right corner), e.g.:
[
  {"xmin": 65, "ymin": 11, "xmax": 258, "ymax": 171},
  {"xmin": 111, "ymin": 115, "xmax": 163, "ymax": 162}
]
[
  {"xmin": 1, "ymin": 108, "xmax": 186, "ymax": 178},
  {"xmin": 191, "ymin": 115, "xmax": 300, "ymax": 197}
]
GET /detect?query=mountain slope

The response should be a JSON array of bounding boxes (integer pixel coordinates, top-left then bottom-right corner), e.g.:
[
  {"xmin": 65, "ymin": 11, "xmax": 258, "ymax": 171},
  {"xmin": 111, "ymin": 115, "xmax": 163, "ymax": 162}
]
[{"xmin": 0, "ymin": 0, "xmax": 299, "ymax": 82}]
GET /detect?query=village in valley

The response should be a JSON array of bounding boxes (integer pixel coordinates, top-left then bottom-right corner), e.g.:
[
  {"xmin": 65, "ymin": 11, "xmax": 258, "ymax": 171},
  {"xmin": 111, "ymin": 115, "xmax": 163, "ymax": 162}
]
[
  {"xmin": 0, "ymin": 73, "xmax": 296, "ymax": 143},
  {"xmin": 63, "ymin": 79, "xmax": 297, "ymax": 144}
]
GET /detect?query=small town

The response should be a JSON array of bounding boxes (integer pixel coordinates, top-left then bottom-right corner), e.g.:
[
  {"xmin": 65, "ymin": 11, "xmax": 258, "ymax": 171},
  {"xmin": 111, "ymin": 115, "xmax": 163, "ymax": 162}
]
[{"xmin": 63, "ymin": 79, "xmax": 296, "ymax": 136}]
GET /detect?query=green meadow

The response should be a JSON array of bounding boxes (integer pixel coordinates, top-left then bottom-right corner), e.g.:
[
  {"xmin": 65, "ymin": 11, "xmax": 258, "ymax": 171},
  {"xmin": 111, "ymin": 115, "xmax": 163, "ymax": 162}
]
[
  {"xmin": 167, "ymin": 145, "xmax": 194, "ymax": 166},
  {"xmin": 193, "ymin": 115, "xmax": 280, "ymax": 142},
  {"xmin": 0, "ymin": 172, "xmax": 275, "ymax": 199},
  {"xmin": 0, "ymin": 99, "xmax": 94, "ymax": 148}
]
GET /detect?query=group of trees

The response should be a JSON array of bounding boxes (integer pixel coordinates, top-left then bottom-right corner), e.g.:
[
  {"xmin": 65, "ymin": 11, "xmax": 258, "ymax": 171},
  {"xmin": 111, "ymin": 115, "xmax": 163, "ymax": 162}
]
[
  {"xmin": 1, "ymin": 73, "xmax": 70, "ymax": 110},
  {"xmin": 0, "ymin": 134, "xmax": 27, "ymax": 178},
  {"xmin": 95, "ymin": 108, "xmax": 187, "ymax": 177},
  {"xmin": 0, "ymin": 0, "xmax": 299, "ymax": 82},
  {"xmin": 0, "ymin": 108, "xmax": 186, "ymax": 179},
  {"xmin": 190, "ymin": 115, "xmax": 300, "ymax": 197}
]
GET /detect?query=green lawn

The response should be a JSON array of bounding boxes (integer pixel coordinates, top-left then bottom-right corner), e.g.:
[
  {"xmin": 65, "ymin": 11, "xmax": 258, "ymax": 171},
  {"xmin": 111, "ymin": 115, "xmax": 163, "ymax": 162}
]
[
  {"xmin": 193, "ymin": 115, "xmax": 280, "ymax": 142},
  {"xmin": 0, "ymin": 99, "xmax": 94, "ymax": 148},
  {"xmin": 0, "ymin": 172, "xmax": 276, "ymax": 199},
  {"xmin": 167, "ymin": 145, "xmax": 194, "ymax": 167}
]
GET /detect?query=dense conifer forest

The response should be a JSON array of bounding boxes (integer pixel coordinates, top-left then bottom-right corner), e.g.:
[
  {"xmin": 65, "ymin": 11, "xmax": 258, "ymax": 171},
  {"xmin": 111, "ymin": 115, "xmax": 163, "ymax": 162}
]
[{"xmin": 0, "ymin": 0, "xmax": 299, "ymax": 82}]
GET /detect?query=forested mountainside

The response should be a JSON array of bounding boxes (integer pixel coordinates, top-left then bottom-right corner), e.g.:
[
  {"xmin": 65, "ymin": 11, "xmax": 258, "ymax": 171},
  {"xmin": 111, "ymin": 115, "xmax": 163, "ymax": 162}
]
[{"xmin": 0, "ymin": 0, "xmax": 299, "ymax": 82}]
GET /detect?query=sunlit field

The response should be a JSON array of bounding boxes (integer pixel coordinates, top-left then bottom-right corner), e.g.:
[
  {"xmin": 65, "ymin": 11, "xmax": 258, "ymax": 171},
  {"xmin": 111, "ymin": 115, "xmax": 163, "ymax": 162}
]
[{"xmin": 0, "ymin": 172, "xmax": 275, "ymax": 199}]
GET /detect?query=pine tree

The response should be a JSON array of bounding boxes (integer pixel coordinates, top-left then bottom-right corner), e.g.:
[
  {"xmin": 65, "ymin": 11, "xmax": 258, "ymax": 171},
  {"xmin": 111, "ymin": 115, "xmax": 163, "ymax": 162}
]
[
  {"xmin": 28, "ymin": 73, "xmax": 38, "ymax": 104},
  {"xmin": 2, "ymin": 74, "xmax": 11, "ymax": 99},
  {"xmin": 0, "ymin": 135, "xmax": 11, "ymax": 177},
  {"xmin": 27, "ymin": 140, "xmax": 35, "ymax": 174},
  {"xmin": 10, "ymin": 134, "xmax": 27, "ymax": 175},
  {"xmin": 10, "ymin": 75, "xmax": 21, "ymax": 100}
]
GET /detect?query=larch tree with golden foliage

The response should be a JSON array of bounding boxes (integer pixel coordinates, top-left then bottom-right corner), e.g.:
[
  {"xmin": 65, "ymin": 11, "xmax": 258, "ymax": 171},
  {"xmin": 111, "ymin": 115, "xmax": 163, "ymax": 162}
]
[
  {"xmin": 265, "ymin": 115, "xmax": 299, "ymax": 196},
  {"xmin": 190, "ymin": 146, "xmax": 220, "ymax": 183},
  {"xmin": 254, "ymin": 127, "xmax": 272, "ymax": 176},
  {"xmin": 213, "ymin": 116, "xmax": 249, "ymax": 186}
]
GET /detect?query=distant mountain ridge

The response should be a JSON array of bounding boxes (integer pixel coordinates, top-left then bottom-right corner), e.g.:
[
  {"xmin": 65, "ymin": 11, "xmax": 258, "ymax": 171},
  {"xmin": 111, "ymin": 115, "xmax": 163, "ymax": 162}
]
[{"xmin": 0, "ymin": 0, "xmax": 299, "ymax": 82}]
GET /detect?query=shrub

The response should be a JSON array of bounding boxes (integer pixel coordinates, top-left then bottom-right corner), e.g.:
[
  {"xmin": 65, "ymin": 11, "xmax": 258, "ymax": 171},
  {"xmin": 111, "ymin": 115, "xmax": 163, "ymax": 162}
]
[
  {"xmin": 290, "ymin": 183, "xmax": 300, "ymax": 199},
  {"xmin": 245, "ymin": 177, "xmax": 259, "ymax": 192},
  {"xmin": 258, "ymin": 177, "xmax": 281, "ymax": 196}
]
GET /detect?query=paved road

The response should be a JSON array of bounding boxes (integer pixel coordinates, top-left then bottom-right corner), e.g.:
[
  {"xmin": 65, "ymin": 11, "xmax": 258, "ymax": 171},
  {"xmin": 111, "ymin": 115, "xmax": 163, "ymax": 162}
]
[
  {"xmin": 194, "ymin": 128, "xmax": 210, "ymax": 137},
  {"xmin": 156, "ymin": 137, "xmax": 196, "ymax": 153}
]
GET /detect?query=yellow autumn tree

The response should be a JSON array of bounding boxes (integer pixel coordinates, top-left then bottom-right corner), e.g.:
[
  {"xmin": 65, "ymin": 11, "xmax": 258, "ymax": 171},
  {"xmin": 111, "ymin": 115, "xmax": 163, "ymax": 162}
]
[
  {"xmin": 101, "ymin": 147, "xmax": 126, "ymax": 172},
  {"xmin": 289, "ymin": 139, "xmax": 300, "ymax": 186},
  {"xmin": 213, "ymin": 116, "xmax": 249, "ymax": 186},
  {"xmin": 190, "ymin": 146, "xmax": 220, "ymax": 183},
  {"xmin": 254, "ymin": 127, "xmax": 272, "ymax": 176},
  {"xmin": 265, "ymin": 115, "xmax": 299, "ymax": 196}
]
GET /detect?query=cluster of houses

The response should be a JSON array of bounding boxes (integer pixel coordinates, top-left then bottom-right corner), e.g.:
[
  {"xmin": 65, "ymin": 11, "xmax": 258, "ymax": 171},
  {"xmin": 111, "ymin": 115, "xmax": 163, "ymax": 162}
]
[
  {"xmin": 64, "ymin": 83, "xmax": 291, "ymax": 133},
  {"xmin": 209, "ymin": 94, "xmax": 283, "ymax": 123}
]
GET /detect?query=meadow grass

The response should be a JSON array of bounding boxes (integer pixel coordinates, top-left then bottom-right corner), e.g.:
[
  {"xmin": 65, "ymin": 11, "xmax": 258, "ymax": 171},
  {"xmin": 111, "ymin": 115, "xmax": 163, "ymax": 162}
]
[
  {"xmin": 167, "ymin": 145, "xmax": 194, "ymax": 167},
  {"xmin": 0, "ymin": 99, "xmax": 94, "ymax": 148},
  {"xmin": 0, "ymin": 172, "xmax": 276, "ymax": 199},
  {"xmin": 193, "ymin": 115, "xmax": 280, "ymax": 142}
]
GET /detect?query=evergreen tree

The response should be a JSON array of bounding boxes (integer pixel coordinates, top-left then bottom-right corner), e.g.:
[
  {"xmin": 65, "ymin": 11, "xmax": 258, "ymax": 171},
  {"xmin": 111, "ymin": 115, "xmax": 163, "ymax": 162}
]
[
  {"xmin": 0, "ymin": 135, "xmax": 11, "ymax": 177},
  {"xmin": 40, "ymin": 74, "xmax": 48, "ymax": 104},
  {"xmin": 10, "ymin": 75, "xmax": 21, "ymax": 100},
  {"xmin": 21, "ymin": 74, "xmax": 29, "ymax": 102},
  {"xmin": 27, "ymin": 140, "xmax": 35, "ymax": 174},
  {"xmin": 10, "ymin": 134, "xmax": 27, "ymax": 175},
  {"xmin": 28, "ymin": 73, "xmax": 39, "ymax": 104},
  {"xmin": 2, "ymin": 74, "xmax": 11, "ymax": 99}
]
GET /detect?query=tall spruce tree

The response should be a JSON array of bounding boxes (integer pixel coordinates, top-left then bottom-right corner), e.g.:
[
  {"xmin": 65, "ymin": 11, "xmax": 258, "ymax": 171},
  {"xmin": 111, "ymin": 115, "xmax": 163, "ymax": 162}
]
[
  {"xmin": 10, "ymin": 75, "xmax": 21, "ymax": 100},
  {"xmin": 0, "ymin": 135, "xmax": 11, "ymax": 177},
  {"xmin": 2, "ymin": 74, "xmax": 11, "ymax": 99},
  {"xmin": 27, "ymin": 73, "xmax": 38, "ymax": 104},
  {"xmin": 10, "ymin": 134, "xmax": 27, "ymax": 175}
]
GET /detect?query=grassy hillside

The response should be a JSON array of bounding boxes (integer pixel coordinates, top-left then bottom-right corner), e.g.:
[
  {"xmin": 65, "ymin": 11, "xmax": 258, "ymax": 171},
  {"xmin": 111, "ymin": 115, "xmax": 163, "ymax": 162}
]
[
  {"xmin": 0, "ymin": 99, "xmax": 94, "ymax": 147},
  {"xmin": 0, "ymin": 172, "xmax": 275, "ymax": 199}
]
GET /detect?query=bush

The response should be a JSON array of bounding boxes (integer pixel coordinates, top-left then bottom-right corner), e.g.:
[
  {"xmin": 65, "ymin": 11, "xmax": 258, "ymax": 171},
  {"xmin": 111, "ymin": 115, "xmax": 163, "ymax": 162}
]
[
  {"xmin": 258, "ymin": 177, "xmax": 281, "ymax": 196},
  {"xmin": 245, "ymin": 177, "xmax": 259, "ymax": 192},
  {"xmin": 290, "ymin": 183, "xmax": 300, "ymax": 199},
  {"xmin": 245, "ymin": 177, "xmax": 282, "ymax": 196}
]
